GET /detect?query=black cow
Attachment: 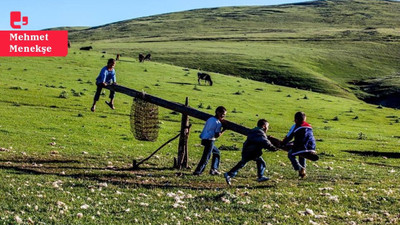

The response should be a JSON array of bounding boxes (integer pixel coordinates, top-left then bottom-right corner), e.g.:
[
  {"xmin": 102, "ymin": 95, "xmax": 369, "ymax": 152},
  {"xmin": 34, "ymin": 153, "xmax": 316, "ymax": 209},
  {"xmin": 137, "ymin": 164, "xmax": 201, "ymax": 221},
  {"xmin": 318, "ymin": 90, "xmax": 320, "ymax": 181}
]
[
  {"xmin": 80, "ymin": 46, "xmax": 92, "ymax": 51},
  {"xmin": 198, "ymin": 72, "xmax": 213, "ymax": 86},
  {"xmin": 116, "ymin": 54, "xmax": 120, "ymax": 61},
  {"xmin": 139, "ymin": 53, "xmax": 145, "ymax": 62},
  {"xmin": 144, "ymin": 53, "xmax": 151, "ymax": 61}
]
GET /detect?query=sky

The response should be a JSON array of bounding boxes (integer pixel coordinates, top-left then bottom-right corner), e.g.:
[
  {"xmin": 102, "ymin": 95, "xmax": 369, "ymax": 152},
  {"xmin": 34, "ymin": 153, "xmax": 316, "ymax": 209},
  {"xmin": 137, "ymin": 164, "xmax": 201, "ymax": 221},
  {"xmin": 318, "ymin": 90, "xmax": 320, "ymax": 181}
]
[{"xmin": 1, "ymin": 0, "xmax": 313, "ymax": 30}]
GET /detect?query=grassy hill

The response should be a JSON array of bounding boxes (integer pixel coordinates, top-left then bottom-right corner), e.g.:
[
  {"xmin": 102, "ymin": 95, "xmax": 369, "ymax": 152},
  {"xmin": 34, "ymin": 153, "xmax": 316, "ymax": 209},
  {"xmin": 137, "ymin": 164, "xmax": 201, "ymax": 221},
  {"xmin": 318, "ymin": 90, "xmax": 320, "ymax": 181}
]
[
  {"xmin": 0, "ymin": 47, "xmax": 399, "ymax": 224},
  {"xmin": 68, "ymin": 0, "xmax": 400, "ymax": 108}
]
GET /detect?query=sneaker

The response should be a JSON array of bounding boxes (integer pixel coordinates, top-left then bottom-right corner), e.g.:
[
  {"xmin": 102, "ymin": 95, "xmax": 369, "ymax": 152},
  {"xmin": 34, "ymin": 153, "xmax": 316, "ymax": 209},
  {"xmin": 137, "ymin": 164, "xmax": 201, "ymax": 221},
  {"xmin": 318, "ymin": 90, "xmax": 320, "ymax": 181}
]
[
  {"xmin": 209, "ymin": 169, "xmax": 221, "ymax": 175},
  {"xmin": 90, "ymin": 106, "xmax": 95, "ymax": 112},
  {"xmin": 299, "ymin": 168, "xmax": 306, "ymax": 178},
  {"xmin": 192, "ymin": 171, "xmax": 201, "ymax": 176},
  {"xmin": 257, "ymin": 176, "xmax": 270, "ymax": 182},
  {"xmin": 224, "ymin": 173, "xmax": 232, "ymax": 186}
]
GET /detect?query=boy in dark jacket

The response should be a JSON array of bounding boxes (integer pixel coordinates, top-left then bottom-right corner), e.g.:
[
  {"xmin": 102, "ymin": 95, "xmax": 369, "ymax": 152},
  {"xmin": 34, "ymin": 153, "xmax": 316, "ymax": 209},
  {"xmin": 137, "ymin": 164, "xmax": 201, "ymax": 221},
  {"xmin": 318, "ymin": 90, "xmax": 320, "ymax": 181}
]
[
  {"xmin": 224, "ymin": 119, "xmax": 278, "ymax": 185},
  {"xmin": 282, "ymin": 112, "xmax": 316, "ymax": 178}
]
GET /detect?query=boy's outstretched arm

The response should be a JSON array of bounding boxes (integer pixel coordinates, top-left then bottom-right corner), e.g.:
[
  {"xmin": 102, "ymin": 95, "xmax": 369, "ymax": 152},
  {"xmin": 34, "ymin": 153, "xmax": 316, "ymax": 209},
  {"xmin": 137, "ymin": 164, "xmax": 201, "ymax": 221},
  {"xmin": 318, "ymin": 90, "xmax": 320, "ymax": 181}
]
[
  {"xmin": 261, "ymin": 136, "xmax": 278, "ymax": 152},
  {"xmin": 281, "ymin": 136, "xmax": 290, "ymax": 145}
]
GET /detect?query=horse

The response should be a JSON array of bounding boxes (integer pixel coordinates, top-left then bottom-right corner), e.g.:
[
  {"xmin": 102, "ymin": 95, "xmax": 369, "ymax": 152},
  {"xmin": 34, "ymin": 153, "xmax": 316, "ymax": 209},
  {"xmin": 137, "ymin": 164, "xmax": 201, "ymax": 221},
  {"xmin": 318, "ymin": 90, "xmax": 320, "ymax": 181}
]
[
  {"xmin": 197, "ymin": 72, "xmax": 213, "ymax": 86},
  {"xmin": 116, "ymin": 54, "xmax": 120, "ymax": 61},
  {"xmin": 144, "ymin": 53, "xmax": 151, "ymax": 61}
]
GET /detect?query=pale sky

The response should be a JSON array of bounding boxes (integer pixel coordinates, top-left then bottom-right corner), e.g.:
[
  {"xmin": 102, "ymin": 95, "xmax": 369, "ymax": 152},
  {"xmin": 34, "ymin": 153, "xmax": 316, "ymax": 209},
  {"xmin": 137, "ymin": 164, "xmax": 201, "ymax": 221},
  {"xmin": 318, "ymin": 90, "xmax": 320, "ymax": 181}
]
[{"xmin": 1, "ymin": 0, "xmax": 313, "ymax": 30}]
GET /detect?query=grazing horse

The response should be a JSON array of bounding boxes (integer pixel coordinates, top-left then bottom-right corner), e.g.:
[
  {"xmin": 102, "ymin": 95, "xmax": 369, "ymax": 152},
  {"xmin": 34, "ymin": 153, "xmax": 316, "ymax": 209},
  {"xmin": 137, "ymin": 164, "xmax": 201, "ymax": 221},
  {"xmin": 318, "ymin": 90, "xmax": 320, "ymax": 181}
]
[
  {"xmin": 198, "ymin": 72, "xmax": 213, "ymax": 86},
  {"xmin": 139, "ymin": 53, "xmax": 145, "ymax": 62},
  {"xmin": 144, "ymin": 53, "xmax": 151, "ymax": 61}
]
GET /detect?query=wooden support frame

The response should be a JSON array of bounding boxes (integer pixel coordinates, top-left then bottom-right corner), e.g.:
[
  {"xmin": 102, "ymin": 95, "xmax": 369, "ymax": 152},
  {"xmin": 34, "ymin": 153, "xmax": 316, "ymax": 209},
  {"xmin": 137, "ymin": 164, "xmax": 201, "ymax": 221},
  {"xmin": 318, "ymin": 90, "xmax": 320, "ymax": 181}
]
[
  {"xmin": 133, "ymin": 133, "xmax": 181, "ymax": 169},
  {"xmin": 175, "ymin": 97, "xmax": 190, "ymax": 169},
  {"xmin": 105, "ymin": 84, "xmax": 251, "ymax": 169},
  {"xmin": 105, "ymin": 84, "xmax": 318, "ymax": 165}
]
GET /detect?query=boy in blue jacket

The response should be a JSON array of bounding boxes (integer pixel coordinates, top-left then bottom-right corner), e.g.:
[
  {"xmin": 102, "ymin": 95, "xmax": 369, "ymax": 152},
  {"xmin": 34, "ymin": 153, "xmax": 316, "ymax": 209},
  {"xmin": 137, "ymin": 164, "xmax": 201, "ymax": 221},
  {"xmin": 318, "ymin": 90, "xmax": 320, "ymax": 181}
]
[
  {"xmin": 224, "ymin": 119, "xmax": 278, "ymax": 185},
  {"xmin": 282, "ymin": 112, "xmax": 316, "ymax": 178},
  {"xmin": 91, "ymin": 58, "xmax": 117, "ymax": 112},
  {"xmin": 193, "ymin": 106, "xmax": 227, "ymax": 176}
]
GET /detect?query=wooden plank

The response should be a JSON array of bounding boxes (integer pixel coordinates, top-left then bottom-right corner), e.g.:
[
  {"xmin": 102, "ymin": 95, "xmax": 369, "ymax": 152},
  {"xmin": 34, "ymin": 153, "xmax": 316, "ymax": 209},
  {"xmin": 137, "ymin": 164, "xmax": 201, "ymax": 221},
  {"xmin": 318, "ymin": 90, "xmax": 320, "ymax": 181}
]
[{"xmin": 106, "ymin": 84, "xmax": 251, "ymax": 136}]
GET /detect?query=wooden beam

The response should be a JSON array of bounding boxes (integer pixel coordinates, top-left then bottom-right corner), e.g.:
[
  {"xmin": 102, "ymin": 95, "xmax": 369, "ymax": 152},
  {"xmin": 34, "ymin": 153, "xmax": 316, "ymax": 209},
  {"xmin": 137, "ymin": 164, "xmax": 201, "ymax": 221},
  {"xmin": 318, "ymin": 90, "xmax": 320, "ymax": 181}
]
[{"xmin": 106, "ymin": 84, "xmax": 251, "ymax": 136}]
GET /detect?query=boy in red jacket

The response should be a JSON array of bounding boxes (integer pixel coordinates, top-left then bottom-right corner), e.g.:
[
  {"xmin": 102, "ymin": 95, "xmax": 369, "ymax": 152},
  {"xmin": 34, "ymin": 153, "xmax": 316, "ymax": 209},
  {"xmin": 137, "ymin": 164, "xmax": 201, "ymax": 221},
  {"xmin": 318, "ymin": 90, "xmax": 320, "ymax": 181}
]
[{"xmin": 282, "ymin": 112, "xmax": 316, "ymax": 178}]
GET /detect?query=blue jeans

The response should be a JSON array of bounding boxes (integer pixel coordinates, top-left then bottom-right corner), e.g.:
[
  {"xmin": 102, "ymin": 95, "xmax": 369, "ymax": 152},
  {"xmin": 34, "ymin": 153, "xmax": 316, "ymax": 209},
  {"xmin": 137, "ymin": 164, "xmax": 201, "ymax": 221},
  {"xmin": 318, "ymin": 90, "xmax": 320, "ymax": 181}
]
[
  {"xmin": 227, "ymin": 156, "xmax": 266, "ymax": 178},
  {"xmin": 288, "ymin": 149, "xmax": 306, "ymax": 171},
  {"xmin": 194, "ymin": 140, "xmax": 220, "ymax": 174}
]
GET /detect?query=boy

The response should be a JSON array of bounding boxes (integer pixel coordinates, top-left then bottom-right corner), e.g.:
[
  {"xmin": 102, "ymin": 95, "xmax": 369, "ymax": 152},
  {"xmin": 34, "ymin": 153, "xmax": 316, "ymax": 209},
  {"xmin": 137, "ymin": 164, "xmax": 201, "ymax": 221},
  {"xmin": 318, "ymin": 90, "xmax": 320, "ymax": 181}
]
[
  {"xmin": 224, "ymin": 119, "xmax": 278, "ymax": 185},
  {"xmin": 91, "ymin": 58, "xmax": 117, "ymax": 112},
  {"xmin": 282, "ymin": 112, "xmax": 316, "ymax": 178},
  {"xmin": 193, "ymin": 106, "xmax": 227, "ymax": 176}
]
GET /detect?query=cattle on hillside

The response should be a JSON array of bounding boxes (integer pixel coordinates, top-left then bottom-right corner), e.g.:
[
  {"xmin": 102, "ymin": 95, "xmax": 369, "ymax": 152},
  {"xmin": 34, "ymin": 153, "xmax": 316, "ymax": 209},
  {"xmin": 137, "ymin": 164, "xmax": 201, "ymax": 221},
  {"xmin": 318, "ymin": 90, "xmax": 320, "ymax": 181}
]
[
  {"xmin": 144, "ymin": 53, "xmax": 151, "ymax": 61},
  {"xmin": 198, "ymin": 72, "xmax": 213, "ymax": 86},
  {"xmin": 139, "ymin": 53, "xmax": 145, "ymax": 62},
  {"xmin": 80, "ymin": 46, "xmax": 92, "ymax": 51}
]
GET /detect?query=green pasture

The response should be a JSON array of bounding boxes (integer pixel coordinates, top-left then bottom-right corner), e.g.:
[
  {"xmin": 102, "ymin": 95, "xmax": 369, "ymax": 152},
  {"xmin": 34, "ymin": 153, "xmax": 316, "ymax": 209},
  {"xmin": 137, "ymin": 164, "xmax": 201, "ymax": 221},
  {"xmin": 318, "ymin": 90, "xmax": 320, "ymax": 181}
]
[
  {"xmin": 68, "ymin": 0, "xmax": 400, "ymax": 104},
  {"xmin": 0, "ymin": 48, "xmax": 399, "ymax": 224}
]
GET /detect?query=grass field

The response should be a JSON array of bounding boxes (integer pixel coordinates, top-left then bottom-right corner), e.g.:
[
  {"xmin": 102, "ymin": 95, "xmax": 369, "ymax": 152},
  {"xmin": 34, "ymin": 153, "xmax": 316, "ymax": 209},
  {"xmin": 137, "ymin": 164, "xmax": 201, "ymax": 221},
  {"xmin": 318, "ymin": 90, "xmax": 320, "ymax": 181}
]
[
  {"xmin": 0, "ymin": 47, "xmax": 399, "ymax": 224},
  {"xmin": 67, "ymin": 0, "xmax": 400, "ymax": 107}
]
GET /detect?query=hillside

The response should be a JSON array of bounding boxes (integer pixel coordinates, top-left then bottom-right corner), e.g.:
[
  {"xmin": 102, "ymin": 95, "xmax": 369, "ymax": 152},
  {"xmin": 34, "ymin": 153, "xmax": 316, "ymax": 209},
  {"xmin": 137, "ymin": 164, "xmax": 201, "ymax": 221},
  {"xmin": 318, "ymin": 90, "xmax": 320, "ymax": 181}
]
[
  {"xmin": 0, "ymin": 48, "xmax": 399, "ymax": 224},
  {"xmin": 68, "ymin": 0, "xmax": 400, "ymax": 107}
]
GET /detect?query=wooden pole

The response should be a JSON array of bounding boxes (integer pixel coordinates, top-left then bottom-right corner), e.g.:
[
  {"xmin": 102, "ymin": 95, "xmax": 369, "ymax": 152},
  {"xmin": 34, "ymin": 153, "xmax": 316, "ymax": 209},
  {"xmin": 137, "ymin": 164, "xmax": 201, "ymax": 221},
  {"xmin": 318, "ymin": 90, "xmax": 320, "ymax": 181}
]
[
  {"xmin": 133, "ymin": 133, "xmax": 180, "ymax": 169},
  {"xmin": 105, "ymin": 84, "xmax": 251, "ymax": 136},
  {"xmin": 176, "ymin": 97, "xmax": 190, "ymax": 169}
]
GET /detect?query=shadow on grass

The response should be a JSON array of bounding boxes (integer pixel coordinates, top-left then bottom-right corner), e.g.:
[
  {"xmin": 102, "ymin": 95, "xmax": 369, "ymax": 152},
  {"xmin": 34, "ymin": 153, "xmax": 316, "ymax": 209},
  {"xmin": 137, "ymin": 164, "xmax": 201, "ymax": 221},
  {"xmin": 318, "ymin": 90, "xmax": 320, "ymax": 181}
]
[
  {"xmin": 166, "ymin": 82, "xmax": 194, "ymax": 85},
  {"xmin": 343, "ymin": 150, "xmax": 400, "ymax": 158},
  {"xmin": 0, "ymin": 158, "xmax": 81, "ymax": 164},
  {"xmin": 0, "ymin": 160, "xmax": 275, "ymax": 190},
  {"xmin": 364, "ymin": 162, "xmax": 400, "ymax": 169},
  {"xmin": 115, "ymin": 59, "xmax": 135, "ymax": 63},
  {"xmin": 0, "ymin": 99, "xmax": 130, "ymax": 117}
]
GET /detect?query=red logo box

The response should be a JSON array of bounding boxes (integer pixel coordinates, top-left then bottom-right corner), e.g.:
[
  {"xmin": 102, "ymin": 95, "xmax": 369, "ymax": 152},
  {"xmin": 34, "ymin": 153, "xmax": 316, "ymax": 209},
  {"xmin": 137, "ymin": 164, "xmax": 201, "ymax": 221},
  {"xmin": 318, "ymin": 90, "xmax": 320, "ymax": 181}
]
[{"xmin": 0, "ymin": 30, "xmax": 68, "ymax": 57}]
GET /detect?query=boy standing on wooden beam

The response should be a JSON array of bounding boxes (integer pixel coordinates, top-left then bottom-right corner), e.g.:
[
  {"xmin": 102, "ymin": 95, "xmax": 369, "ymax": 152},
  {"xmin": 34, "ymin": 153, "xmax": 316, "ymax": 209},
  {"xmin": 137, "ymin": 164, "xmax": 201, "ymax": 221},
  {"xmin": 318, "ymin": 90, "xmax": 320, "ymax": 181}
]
[{"xmin": 193, "ymin": 106, "xmax": 227, "ymax": 176}]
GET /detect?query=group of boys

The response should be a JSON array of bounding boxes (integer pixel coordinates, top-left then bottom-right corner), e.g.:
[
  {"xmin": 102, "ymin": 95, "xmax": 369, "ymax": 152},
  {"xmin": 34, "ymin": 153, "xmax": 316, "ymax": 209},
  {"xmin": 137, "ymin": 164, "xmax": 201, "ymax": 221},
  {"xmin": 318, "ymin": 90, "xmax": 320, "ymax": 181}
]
[
  {"xmin": 92, "ymin": 59, "xmax": 317, "ymax": 186},
  {"xmin": 193, "ymin": 106, "xmax": 316, "ymax": 186}
]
